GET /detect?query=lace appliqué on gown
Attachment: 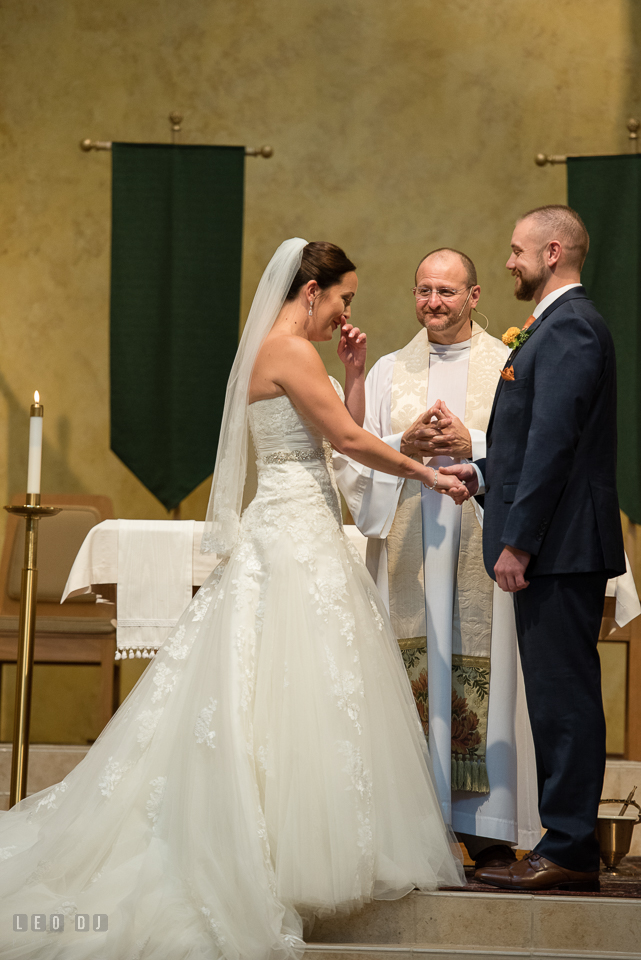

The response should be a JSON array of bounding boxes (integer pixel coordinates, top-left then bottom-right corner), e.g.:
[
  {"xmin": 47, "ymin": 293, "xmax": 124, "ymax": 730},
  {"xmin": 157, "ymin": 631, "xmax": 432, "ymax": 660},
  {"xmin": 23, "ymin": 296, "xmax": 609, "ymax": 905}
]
[{"xmin": 194, "ymin": 697, "xmax": 217, "ymax": 748}]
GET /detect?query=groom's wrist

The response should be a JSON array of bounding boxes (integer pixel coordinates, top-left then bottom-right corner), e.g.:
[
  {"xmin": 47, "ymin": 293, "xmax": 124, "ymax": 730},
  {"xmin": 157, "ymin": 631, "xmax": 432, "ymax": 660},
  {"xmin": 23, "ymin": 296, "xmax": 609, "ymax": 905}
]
[
  {"xmin": 503, "ymin": 544, "xmax": 531, "ymax": 563},
  {"xmin": 470, "ymin": 462, "xmax": 485, "ymax": 495}
]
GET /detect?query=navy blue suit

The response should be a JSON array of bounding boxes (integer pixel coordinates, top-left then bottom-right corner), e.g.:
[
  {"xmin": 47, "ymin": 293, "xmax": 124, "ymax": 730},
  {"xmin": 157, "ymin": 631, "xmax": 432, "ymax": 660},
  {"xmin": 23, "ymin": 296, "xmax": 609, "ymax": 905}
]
[{"xmin": 477, "ymin": 286, "xmax": 625, "ymax": 871}]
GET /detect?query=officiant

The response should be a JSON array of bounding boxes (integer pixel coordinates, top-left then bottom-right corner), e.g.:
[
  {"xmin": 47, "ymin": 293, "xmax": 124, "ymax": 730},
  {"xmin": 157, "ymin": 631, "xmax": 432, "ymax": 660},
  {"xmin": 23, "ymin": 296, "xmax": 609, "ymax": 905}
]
[{"xmin": 334, "ymin": 248, "xmax": 540, "ymax": 873}]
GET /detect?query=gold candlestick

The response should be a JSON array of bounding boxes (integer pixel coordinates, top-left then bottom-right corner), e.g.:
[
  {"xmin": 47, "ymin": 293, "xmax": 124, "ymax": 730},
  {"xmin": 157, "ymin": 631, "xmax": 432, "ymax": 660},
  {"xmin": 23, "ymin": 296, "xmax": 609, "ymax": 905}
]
[{"xmin": 4, "ymin": 494, "xmax": 61, "ymax": 806}]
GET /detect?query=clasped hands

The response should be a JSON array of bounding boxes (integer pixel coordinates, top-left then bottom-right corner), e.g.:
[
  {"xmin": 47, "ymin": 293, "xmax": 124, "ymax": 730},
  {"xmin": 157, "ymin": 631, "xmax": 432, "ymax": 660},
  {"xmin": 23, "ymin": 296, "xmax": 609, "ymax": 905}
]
[
  {"xmin": 406, "ymin": 405, "xmax": 531, "ymax": 591},
  {"xmin": 404, "ymin": 401, "xmax": 472, "ymax": 505},
  {"xmin": 401, "ymin": 399, "xmax": 473, "ymax": 460}
]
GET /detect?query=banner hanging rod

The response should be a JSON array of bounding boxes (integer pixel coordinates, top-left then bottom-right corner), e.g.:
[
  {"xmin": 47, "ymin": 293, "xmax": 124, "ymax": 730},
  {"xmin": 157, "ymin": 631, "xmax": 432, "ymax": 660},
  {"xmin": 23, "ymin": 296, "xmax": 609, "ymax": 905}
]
[
  {"xmin": 80, "ymin": 112, "xmax": 273, "ymax": 158},
  {"xmin": 535, "ymin": 118, "xmax": 639, "ymax": 167},
  {"xmin": 80, "ymin": 140, "xmax": 273, "ymax": 157}
]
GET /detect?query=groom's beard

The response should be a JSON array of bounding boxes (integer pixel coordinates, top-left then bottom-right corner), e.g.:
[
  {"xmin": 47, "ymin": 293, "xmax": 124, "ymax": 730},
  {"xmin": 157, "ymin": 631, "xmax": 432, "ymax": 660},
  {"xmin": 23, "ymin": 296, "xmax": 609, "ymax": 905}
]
[{"xmin": 513, "ymin": 256, "xmax": 546, "ymax": 302}]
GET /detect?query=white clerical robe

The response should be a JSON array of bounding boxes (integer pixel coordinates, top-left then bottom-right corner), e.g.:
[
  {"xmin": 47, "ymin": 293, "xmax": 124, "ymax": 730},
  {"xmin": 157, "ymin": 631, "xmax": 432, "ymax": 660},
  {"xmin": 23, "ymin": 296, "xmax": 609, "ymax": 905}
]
[{"xmin": 334, "ymin": 340, "xmax": 542, "ymax": 849}]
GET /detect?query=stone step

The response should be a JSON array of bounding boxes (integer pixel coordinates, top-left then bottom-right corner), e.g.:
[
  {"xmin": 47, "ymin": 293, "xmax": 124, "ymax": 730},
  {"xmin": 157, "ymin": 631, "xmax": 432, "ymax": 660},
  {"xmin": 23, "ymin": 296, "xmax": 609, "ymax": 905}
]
[
  {"xmin": 305, "ymin": 948, "xmax": 639, "ymax": 960},
  {"xmin": 308, "ymin": 891, "xmax": 641, "ymax": 959}
]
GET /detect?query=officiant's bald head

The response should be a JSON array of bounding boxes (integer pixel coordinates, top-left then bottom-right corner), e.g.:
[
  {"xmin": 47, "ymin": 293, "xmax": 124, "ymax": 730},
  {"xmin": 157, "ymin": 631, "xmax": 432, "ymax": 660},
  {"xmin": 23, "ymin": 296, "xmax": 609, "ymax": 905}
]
[
  {"xmin": 413, "ymin": 248, "xmax": 481, "ymax": 343},
  {"xmin": 415, "ymin": 248, "xmax": 477, "ymax": 287}
]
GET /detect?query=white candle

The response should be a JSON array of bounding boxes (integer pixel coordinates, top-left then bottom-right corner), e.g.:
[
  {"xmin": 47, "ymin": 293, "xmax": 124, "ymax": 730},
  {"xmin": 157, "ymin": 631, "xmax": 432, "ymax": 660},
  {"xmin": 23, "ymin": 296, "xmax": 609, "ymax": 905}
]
[{"xmin": 27, "ymin": 391, "xmax": 43, "ymax": 495}]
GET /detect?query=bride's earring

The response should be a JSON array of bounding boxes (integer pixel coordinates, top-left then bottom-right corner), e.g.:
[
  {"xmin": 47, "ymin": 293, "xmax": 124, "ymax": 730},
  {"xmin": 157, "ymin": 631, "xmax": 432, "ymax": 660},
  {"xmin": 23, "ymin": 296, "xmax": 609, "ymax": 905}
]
[{"xmin": 308, "ymin": 298, "xmax": 314, "ymax": 317}]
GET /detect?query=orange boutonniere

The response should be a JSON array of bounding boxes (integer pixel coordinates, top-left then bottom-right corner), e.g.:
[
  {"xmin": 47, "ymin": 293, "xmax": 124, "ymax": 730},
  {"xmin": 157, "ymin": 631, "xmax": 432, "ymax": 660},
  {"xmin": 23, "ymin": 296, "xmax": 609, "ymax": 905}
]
[
  {"xmin": 501, "ymin": 327, "xmax": 521, "ymax": 346},
  {"xmin": 502, "ymin": 315, "xmax": 537, "ymax": 350},
  {"xmin": 500, "ymin": 365, "xmax": 515, "ymax": 381}
]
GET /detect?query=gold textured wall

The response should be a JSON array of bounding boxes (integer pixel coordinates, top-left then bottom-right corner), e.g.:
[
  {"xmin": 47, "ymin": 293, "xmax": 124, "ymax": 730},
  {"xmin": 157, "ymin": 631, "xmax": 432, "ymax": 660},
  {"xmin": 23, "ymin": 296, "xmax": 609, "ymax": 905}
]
[{"xmin": 0, "ymin": 1, "xmax": 638, "ymax": 740}]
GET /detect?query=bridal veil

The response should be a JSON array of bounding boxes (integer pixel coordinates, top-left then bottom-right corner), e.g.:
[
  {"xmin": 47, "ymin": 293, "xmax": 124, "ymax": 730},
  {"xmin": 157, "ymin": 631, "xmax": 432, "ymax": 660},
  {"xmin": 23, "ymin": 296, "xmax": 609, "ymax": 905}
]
[{"xmin": 201, "ymin": 238, "xmax": 307, "ymax": 556}]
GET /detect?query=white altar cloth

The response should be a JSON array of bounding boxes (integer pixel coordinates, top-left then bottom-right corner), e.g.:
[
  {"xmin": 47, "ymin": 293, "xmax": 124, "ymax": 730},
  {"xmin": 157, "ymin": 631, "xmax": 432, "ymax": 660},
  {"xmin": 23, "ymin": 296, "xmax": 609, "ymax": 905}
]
[
  {"xmin": 62, "ymin": 520, "xmax": 221, "ymax": 602},
  {"xmin": 605, "ymin": 554, "xmax": 641, "ymax": 627},
  {"xmin": 62, "ymin": 520, "xmax": 222, "ymax": 657},
  {"xmin": 62, "ymin": 521, "xmax": 368, "ymax": 606},
  {"xmin": 61, "ymin": 519, "xmax": 638, "ymax": 659},
  {"xmin": 115, "ymin": 520, "xmax": 195, "ymax": 656}
]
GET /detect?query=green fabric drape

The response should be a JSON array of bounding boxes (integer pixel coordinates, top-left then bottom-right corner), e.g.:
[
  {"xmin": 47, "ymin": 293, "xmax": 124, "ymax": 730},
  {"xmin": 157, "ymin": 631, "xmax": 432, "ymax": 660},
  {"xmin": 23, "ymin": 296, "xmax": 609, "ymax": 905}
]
[
  {"xmin": 110, "ymin": 143, "xmax": 245, "ymax": 510},
  {"xmin": 568, "ymin": 155, "xmax": 641, "ymax": 523}
]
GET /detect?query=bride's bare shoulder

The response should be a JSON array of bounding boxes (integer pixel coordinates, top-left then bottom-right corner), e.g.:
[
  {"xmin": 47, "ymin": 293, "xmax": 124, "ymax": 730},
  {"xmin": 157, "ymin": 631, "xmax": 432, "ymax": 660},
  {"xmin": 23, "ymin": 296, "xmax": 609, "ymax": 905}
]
[
  {"xmin": 256, "ymin": 333, "xmax": 324, "ymax": 373},
  {"xmin": 251, "ymin": 334, "xmax": 325, "ymax": 403}
]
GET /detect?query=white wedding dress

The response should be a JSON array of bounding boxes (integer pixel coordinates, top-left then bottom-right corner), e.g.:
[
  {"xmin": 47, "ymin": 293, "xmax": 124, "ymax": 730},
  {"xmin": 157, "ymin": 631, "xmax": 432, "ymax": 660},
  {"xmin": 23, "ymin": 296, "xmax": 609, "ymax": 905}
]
[{"xmin": 0, "ymin": 392, "xmax": 463, "ymax": 959}]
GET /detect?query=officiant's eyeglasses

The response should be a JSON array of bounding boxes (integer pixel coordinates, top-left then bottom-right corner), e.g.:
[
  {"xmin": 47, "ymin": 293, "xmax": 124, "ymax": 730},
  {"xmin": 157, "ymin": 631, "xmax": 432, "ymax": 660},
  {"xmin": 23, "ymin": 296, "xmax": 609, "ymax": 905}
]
[{"xmin": 412, "ymin": 285, "xmax": 471, "ymax": 302}]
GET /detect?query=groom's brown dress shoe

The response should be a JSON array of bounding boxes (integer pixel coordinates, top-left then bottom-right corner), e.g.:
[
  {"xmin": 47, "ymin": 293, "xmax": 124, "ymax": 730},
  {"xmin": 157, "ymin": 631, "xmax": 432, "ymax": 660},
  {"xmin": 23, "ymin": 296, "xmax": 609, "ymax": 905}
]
[
  {"xmin": 473, "ymin": 844, "xmax": 516, "ymax": 880},
  {"xmin": 475, "ymin": 852, "xmax": 600, "ymax": 892}
]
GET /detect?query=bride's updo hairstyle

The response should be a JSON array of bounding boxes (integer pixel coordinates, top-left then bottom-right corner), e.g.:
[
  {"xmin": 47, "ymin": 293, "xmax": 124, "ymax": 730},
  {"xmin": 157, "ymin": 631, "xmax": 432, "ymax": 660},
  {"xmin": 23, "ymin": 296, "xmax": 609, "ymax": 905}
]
[{"xmin": 285, "ymin": 241, "xmax": 356, "ymax": 301}]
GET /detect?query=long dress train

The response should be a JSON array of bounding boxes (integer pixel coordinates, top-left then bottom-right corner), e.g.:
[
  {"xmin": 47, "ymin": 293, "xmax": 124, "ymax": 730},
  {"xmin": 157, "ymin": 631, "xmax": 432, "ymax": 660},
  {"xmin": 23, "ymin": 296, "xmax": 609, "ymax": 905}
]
[{"xmin": 0, "ymin": 393, "xmax": 463, "ymax": 959}]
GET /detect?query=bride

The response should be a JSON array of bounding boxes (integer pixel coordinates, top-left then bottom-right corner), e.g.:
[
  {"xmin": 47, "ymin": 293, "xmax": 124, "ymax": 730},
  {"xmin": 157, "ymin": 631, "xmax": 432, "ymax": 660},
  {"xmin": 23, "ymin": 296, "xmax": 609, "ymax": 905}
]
[{"xmin": 0, "ymin": 238, "xmax": 466, "ymax": 959}]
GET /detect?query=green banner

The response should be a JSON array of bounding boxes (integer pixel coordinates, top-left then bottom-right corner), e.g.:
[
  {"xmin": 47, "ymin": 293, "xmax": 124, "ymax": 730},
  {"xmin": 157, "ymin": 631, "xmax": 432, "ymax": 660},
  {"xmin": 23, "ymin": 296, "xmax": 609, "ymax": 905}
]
[
  {"xmin": 110, "ymin": 143, "xmax": 244, "ymax": 510},
  {"xmin": 568, "ymin": 155, "xmax": 641, "ymax": 523}
]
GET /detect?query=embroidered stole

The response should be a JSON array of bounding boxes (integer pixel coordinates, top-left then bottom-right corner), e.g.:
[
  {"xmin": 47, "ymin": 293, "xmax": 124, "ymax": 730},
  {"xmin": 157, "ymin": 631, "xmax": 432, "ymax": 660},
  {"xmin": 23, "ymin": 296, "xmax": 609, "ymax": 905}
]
[{"xmin": 387, "ymin": 323, "xmax": 508, "ymax": 794}]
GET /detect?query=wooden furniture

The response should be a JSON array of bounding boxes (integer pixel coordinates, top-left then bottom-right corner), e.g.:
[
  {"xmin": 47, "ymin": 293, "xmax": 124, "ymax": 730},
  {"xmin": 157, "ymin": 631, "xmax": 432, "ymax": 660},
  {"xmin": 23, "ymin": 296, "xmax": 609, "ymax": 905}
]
[
  {"xmin": 599, "ymin": 595, "xmax": 641, "ymax": 761},
  {"xmin": 0, "ymin": 494, "xmax": 117, "ymax": 734}
]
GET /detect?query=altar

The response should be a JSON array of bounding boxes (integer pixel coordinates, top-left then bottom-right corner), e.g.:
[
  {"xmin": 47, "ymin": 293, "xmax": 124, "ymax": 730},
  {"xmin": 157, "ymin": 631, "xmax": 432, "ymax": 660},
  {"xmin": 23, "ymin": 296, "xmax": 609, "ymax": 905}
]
[
  {"xmin": 62, "ymin": 519, "xmax": 370, "ymax": 659},
  {"xmin": 62, "ymin": 517, "xmax": 638, "ymax": 651}
]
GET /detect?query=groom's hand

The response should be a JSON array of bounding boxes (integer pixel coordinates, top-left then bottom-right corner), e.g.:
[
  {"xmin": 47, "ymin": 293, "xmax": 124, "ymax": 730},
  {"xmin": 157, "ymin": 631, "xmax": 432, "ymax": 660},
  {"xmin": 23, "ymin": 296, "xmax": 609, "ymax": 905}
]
[
  {"xmin": 494, "ymin": 545, "xmax": 531, "ymax": 593},
  {"xmin": 438, "ymin": 463, "xmax": 479, "ymax": 496}
]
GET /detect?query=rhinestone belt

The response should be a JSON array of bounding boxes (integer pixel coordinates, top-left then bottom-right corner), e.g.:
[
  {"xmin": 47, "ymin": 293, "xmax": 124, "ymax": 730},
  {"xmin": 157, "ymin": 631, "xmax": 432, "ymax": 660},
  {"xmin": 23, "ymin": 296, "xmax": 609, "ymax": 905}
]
[{"xmin": 261, "ymin": 447, "xmax": 325, "ymax": 465}]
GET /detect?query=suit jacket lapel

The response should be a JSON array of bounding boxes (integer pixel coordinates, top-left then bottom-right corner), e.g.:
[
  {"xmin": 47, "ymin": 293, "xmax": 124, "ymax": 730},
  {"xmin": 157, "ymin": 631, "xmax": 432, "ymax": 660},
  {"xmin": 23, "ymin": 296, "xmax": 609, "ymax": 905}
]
[{"xmin": 485, "ymin": 286, "xmax": 589, "ymax": 439}]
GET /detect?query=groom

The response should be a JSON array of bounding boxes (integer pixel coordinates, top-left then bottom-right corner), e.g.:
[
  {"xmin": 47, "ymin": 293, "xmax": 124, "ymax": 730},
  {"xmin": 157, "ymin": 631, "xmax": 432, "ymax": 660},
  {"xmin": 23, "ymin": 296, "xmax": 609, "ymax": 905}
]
[{"xmin": 444, "ymin": 205, "xmax": 626, "ymax": 891}]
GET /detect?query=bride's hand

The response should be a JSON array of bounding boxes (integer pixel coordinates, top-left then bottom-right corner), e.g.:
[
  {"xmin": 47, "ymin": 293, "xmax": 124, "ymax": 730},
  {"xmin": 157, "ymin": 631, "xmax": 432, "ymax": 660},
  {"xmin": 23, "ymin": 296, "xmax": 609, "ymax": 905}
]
[
  {"xmin": 422, "ymin": 468, "xmax": 470, "ymax": 505},
  {"xmin": 337, "ymin": 321, "xmax": 366, "ymax": 374}
]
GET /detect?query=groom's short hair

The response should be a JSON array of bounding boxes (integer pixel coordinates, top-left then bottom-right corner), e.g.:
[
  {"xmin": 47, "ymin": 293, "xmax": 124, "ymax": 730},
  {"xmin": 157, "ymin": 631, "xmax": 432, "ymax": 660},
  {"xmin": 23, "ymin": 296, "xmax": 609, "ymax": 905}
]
[
  {"xmin": 518, "ymin": 205, "xmax": 589, "ymax": 270},
  {"xmin": 415, "ymin": 248, "xmax": 477, "ymax": 287}
]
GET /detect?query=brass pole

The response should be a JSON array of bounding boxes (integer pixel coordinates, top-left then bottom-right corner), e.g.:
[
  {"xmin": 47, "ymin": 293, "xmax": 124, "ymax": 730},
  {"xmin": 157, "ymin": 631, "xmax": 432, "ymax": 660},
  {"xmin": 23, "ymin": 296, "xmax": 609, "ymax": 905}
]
[
  {"xmin": 535, "ymin": 153, "xmax": 568, "ymax": 166},
  {"xmin": 5, "ymin": 497, "xmax": 60, "ymax": 807},
  {"xmin": 80, "ymin": 139, "xmax": 273, "ymax": 157},
  {"xmin": 535, "ymin": 118, "xmax": 641, "ymax": 166},
  {"xmin": 11, "ymin": 496, "xmax": 38, "ymax": 806}
]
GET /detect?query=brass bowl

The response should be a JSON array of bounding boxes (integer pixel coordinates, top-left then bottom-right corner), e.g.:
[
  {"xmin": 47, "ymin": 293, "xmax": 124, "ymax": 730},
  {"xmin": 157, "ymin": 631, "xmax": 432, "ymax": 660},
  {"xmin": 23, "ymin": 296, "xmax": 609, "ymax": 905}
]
[{"xmin": 597, "ymin": 799, "xmax": 641, "ymax": 871}]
